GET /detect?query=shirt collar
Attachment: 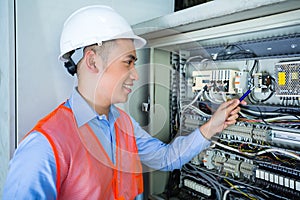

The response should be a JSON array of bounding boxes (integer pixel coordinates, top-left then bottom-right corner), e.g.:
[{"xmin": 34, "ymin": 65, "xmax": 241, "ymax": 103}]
[{"xmin": 67, "ymin": 88, "xmax": 120, "ymax": 127}]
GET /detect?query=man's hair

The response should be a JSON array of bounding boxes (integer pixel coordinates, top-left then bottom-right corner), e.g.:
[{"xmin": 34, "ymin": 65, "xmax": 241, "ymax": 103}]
[{"xmin": 84, "ymin": 40, "xmax": 117, "ymax": 67}]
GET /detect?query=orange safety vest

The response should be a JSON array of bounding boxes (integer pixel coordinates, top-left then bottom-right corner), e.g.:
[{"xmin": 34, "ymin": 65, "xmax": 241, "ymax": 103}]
[{"xmin": 27, "ymin": 103, "xmax": 143, "ymax": 200}]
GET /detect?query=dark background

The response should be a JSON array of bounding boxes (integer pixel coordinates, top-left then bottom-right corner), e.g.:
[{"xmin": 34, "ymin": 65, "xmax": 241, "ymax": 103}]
[{"xmin": 175, "ymin": 0, "xmax": 212, "ymax": 11}]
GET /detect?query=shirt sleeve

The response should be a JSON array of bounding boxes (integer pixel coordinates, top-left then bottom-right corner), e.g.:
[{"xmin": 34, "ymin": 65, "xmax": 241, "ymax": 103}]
[
  {"xmin": 131, "ymin": 117, "xmax": 211, "ymax": 171},
  {"xmin": 2, "ymin": 131, "xmax": 57, "ymax": 200}
]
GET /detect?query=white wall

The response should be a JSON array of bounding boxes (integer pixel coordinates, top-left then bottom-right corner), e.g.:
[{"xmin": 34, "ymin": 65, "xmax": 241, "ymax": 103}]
[
  {"xmin": 0, "ymin": 0, "xmax": 15, "ymax": 197},
  {"xmin": 1, "ymin": 0, "xmax": 174, "ymax": 196}
]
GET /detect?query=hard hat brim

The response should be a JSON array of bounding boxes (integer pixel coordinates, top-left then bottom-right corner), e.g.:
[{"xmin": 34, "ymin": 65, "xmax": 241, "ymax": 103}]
[{"xmin": 59, "ymin": 35, "xmax": 147, "ymax": 62}]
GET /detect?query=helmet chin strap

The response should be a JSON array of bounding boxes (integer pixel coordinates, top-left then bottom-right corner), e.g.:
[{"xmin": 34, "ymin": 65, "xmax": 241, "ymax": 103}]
[{"xmin": 64, "ymin": 48, "xmax": 83, "ymax": 76}]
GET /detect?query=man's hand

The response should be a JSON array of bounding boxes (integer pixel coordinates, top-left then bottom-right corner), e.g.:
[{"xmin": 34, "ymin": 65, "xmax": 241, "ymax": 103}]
[{"xmin": 200, "ymin": 99, "xmax": 246, "ymax": 140}]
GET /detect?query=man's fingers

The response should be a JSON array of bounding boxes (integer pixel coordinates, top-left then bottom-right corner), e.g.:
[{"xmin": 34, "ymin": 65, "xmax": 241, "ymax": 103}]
[
  {"xmin": 219, "ymin": 99, "xmax": 237, "ymax": 108},
  {"xmin": 230, "ymin": 106, "xmax": 241, "ymax": 115},
  {"xmin": 220, "ymin": 99, "xmax": 240, "ymax": 111},
  {"xmin": 227, "ymin": 99, "xmax": 240, "ymax": 111},
  {"xmin": 227, "ymin": 113, "xmax": 239, "ymax": 121}
]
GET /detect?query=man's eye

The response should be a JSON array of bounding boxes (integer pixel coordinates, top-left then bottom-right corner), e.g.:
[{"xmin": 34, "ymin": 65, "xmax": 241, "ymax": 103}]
[{"xmin": 125, "ymin": 60, "xmax": 135, "ymax": 65}]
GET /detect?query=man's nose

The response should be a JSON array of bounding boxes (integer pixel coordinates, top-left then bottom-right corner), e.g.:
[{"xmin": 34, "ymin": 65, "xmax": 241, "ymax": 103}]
[{"xmin": 130, "ymin": 67, "xmax": 139, "ymax": 81}]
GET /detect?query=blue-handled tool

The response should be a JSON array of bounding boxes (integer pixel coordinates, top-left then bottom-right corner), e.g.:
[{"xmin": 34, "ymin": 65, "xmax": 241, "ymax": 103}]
[{"xmin": 239, "ymin": 87, "xmax": 254, "ymax": 101}]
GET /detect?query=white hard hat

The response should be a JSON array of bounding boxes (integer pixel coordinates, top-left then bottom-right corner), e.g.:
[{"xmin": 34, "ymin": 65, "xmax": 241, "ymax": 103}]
[{"xmin": 59, "ymin": 5, "xmax": 146, "ymax": 62}]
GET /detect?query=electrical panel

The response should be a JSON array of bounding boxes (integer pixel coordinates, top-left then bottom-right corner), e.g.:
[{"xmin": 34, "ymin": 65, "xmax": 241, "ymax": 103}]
[{"xmin": 165, "ymin": 35, "xmax": 300, "ymax": 200}]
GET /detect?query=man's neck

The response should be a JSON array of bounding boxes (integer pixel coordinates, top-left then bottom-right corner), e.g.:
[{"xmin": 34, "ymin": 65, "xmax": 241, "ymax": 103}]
[{"xmin": 77, "ymin": 86, "xmax": 110, "ymax": 119}]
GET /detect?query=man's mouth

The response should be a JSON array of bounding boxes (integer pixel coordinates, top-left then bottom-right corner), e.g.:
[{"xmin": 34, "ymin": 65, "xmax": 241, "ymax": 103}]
[{"xmin": 123, "ymin": 84, "xmax": 133, "ymax": 92}]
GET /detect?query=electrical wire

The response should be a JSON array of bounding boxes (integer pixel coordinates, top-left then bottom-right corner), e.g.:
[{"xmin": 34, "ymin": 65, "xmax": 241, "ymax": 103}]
[
  {"xmin": 182, "ymin": 55, "xmax": 211, "ymax": 79},
  {"xmin": 181, "ymin": 90, "xmax": 203, "ymax": 113},
  {"xmin": 216, "ymin": 138, "xmax": 271, "ymax": 149},
  {"xmin": 179, "ymin": 89, "xmax": 204, "ymax": 135},
  {"xmin": 264, "ymin": 115, "xmax": 300, "ymax": 122},
  {"xmin": 196, "ymin": 161, "xmax": 291, "ymax": 199},
  {"xmin": 204, "ymin": 91, "xmax": 224, "ymax": 104},
  {"xmin": 208, "ymin": 88, "xmax": 225, "ymax": 103},
  {"xmin": 249, "ymin": 59, "xmax": 259, "ymax": 75},
  {"xmin": 211, "ymin": 140, "xmax": 300, "ymax": 161},
  {"xmin": 214, "ymin": 44, "xmax": 257, "ymax": 60},
  {"xmin": 183, "ymin": 105, "xmax": 211, "ymax": 117},
  {"xmin": 240, "ymin": 111, "xmax": 300, "ymax": 122},
  {"xmin": 198, "ymin": 163, "xmax": 290, "ymax": 200},
  {"xmin": 184, "ymin": 163, "xmax": 282, "ymax": 200},
  {"xmin": 223, "ymin": 178, "xmax": 257, "ymax": 200},
  {"xmin": 241, "ymin": 107, "xmax": 286, "ymax": 116},
  {"xmin": 223, "ymin": 185, "xmax": 246, "ymax": 200},
  {"xmin": 239, "ymin": 106, "xmax": 300, "ymax": 127},
  {"xmin": 183, "ymin": 164, "xmax": 223, "ymax": 200}
]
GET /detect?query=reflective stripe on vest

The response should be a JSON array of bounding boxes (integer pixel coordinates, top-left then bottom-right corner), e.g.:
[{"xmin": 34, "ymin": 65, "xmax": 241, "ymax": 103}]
[{"xmin": 28, "ymin": 104, "xmax": 143, "ymax": 200}]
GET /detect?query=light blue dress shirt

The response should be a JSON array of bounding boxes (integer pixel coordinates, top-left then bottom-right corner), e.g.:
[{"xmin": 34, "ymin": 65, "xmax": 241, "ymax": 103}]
[{"xmin": 3, "ymin": 89, "xmax": 210, "ymax": 199}]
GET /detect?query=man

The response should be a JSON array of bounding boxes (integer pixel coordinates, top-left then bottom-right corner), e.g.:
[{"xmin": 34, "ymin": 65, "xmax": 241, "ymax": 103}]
[{"xmin": 3, "ymin": 5, "xmax": 243, "ymax": 200}]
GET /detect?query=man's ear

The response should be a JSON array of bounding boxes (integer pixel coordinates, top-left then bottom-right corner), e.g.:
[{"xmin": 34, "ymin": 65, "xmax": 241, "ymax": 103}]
[{"xmin": 84, "ymin": 50, "xmax": 101, "ymax": 73}]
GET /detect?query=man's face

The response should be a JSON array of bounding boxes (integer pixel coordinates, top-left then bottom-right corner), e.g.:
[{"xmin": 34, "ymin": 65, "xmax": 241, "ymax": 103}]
[{"xmin": 96, "ymin": 39, "xmax": 139, "ymax": 105}]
